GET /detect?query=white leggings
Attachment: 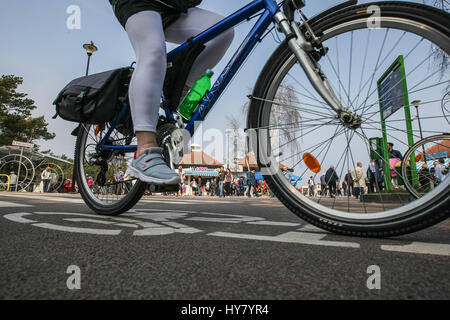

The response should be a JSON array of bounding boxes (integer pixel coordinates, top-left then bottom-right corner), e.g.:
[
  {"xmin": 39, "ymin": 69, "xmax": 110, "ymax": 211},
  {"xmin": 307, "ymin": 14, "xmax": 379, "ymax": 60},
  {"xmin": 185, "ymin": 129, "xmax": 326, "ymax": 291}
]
[{"xmin": 125, "ymin": 8, "xmax": 234, "ymax": 133}]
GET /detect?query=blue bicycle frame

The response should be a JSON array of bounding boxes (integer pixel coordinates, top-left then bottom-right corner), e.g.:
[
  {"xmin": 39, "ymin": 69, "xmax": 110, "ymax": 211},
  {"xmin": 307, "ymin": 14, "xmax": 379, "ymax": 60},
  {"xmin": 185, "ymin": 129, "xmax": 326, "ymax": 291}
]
[{"xmin": 100, "ymin": 0, "xmax": 280, "ymax": 153}]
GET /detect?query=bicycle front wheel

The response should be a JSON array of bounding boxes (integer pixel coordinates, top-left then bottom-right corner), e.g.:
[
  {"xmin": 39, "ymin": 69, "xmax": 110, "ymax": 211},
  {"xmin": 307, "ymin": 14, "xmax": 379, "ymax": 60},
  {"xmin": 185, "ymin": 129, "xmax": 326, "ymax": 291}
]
[{"xmin": 247, "ymin": 2, "xmax": 450, "ymax": 237}]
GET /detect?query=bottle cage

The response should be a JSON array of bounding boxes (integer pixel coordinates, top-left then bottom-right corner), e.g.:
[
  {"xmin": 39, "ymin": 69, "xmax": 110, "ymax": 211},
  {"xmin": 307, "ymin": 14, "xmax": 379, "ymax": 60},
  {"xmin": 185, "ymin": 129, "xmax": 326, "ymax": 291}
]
[{"xmin": 162, "ymin": 38, "xmax": 206, "ymax": 112}]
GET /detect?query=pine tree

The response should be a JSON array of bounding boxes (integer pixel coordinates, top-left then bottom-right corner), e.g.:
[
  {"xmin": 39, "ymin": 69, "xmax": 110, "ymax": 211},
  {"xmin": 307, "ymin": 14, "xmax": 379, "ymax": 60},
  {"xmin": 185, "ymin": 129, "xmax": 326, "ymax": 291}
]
[{"xmin": 0, "ymin": 75, "xmax": 55, "ymax": 146}]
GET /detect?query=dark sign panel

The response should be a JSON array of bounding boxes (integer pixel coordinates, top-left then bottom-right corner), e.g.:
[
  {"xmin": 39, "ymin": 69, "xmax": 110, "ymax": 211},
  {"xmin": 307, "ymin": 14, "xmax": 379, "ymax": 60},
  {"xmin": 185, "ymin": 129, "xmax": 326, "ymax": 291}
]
[{"xmin": 379, "ymin": 63, "xmax": 405, "ymax": 119}]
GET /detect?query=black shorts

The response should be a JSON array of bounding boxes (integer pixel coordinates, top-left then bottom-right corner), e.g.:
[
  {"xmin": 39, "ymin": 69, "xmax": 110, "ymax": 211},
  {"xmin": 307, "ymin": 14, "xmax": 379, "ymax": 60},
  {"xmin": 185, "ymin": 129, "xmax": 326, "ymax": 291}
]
[{"xmin": 110, "ymin": 0, "xmax": 199, "ymax": 29}]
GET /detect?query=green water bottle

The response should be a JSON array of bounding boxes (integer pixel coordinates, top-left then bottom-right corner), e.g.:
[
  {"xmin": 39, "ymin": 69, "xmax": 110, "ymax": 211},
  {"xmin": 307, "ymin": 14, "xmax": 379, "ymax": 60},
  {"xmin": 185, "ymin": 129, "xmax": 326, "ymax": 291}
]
[{"xmin": 178, "ymin": 69, "xmax": 214, "ymax": 120}]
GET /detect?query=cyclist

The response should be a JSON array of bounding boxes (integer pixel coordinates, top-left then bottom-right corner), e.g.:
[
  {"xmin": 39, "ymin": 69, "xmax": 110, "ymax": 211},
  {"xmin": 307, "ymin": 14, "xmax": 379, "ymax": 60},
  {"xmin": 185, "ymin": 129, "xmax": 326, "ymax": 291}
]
[{"xmin": 108, "ymin": 0, "xmax": 234, "ymax": 184}]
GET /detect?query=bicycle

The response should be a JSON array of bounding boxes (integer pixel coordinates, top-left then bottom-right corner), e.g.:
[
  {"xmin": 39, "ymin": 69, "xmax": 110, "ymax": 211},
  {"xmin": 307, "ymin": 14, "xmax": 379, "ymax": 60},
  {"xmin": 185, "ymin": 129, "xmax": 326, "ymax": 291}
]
[
  {"xmin": 73, "ymin": 0, "xmax": 450, "ymax": 237},
  {"xmin": 401, "ymin": 133, "xmax": 450, "ymax": 199}
]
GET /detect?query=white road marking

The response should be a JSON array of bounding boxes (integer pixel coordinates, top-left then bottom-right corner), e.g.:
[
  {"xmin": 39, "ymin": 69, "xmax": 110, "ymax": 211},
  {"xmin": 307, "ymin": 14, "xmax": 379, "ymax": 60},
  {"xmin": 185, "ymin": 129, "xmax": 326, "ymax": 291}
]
[
  {"xmin": 64, "ymin": 218, "xmax": 117, "ymax": 225},
  {"xmin": 4, "ymin": 210, "xmax": 449, "ymax": 257},
  {"xmin": 32, "ymin": 223, "xmax": 121, "ymax": 235},
  {"xmin": 186, "ymin": 217, "xmax": 243, "ymax": 224},
  {"xmin": 0, "ymin": 201, "xmax": 33, "ymax": 207},
  {"xmin": 248, "ymin": 221, "xmax": 300, "ymax": 227},
  {"xmin": 298, "ymin": 224, "xmax": 330, "ymax": 233},
  {"xmin": 0, "ymin": 194, "xmax": 84, "ymax": 203},
  {"xmin": 208, "ymin": 231, "xmax": 360, "ymax": 248},
  {"xmin": 4, "ymin": 212, "xmax": 36, "ymax": 223},
  {"xmin": 381, "ymin": 242, "xmax": 450, "ymax": 256},
  {"xmin": 140, "ymin": 199, "xmax": 236, "ymax": 204},
  {"xmin": 133, "ymin": 227, "xmax": 179, "ymax": 236},
  {"xmin": 115, "ymin": 223, "xmax": 139, "ymax": 228}
]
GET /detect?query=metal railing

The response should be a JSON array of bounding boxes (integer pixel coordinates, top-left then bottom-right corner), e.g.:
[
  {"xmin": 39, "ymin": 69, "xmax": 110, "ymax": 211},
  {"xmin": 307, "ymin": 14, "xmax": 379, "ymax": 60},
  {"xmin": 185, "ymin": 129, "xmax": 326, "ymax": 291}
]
[{"xmin": 0, "ymin": 174, "xmax": 10, "ymax": 191}]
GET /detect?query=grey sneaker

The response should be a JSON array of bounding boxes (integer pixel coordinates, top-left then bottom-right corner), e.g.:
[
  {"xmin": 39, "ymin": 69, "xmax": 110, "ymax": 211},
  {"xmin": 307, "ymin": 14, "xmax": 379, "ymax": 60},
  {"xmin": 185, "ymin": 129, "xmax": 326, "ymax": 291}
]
[{"xmin": 126, "ymin": 147, "xmax": 181, "ymax": 185}]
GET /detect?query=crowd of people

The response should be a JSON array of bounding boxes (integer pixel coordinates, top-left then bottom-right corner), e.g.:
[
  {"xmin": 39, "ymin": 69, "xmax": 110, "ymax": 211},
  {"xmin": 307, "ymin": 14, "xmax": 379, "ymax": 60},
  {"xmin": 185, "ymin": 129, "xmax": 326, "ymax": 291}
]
[
  {"xmin": 175, "ymin": 166, "xmax": 272, "ymax": 198},
  {"xmin": 304, "ymin": 142, "xmax": 449, "ymax": 198}
]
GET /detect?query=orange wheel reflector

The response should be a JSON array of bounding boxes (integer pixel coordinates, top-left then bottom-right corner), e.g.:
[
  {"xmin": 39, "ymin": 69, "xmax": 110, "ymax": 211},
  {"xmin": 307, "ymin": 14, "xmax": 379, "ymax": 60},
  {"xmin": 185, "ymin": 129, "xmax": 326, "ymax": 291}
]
[
  {"xmin": 415, "ymin": 154, "xmax": 422, "ymax": 162},
  {"xmin": 95, "ymin": 125, "xmax": 101, "ymax": 136},
  {"xmin": 303, "ymin": 153, "xmax": 321, "ymax": 173}
]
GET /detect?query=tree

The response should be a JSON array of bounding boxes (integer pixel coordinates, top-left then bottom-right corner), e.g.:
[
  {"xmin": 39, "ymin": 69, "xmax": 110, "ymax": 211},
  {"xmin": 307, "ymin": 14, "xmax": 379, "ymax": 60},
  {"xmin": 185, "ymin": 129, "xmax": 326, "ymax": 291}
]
[
  {"xmin": 0, "ymin": 75, "xmax": 55, "ymax": 146},
  {"xmin": 425, "ymin": 1, "xmax": 450, "ymax": 81},
  {"xmin": 242, "ymin": 83, "xmax": 302, "ymax": 168}
]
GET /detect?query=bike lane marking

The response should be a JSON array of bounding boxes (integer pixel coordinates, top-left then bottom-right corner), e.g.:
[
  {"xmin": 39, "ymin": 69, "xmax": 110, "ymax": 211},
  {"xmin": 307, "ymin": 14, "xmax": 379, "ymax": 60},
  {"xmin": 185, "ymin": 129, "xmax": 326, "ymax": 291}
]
[
  {"xmin": 0, "ymin": 200, "xmax": 33, "ymax": 208},
  {"xmin": 3, "ymin": 210, "xmax": 450, "ymax": 256},
  {"xmin": 381, "ymin": 242, "xmax": 450, "ymax": 256},
  {"xmin": 208, "ymin": 231, "xmax": 360, "ymax": 248}
]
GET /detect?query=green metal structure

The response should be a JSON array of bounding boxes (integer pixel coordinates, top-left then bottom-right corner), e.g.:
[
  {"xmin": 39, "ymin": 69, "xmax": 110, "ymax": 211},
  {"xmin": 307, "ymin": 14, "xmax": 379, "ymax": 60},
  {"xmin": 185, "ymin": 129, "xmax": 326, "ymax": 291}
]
[{"xmin": 376, "ymin": 55, "xmax": 418, "ymax": 191}]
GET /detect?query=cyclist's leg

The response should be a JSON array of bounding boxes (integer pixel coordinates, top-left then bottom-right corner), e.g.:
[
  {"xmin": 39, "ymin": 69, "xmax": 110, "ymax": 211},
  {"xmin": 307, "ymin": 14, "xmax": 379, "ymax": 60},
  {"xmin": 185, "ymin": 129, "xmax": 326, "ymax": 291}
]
[
  {"xmin": 164, "ymin": 7, "xmax": 235, "ymax": 86},
  {"xmin": 125, "ymin": 11, "xmax": 180, "ymax": 184},
  {"xmin": 125, "ymin": 10, "xmax": 166, "ymax": 156}
]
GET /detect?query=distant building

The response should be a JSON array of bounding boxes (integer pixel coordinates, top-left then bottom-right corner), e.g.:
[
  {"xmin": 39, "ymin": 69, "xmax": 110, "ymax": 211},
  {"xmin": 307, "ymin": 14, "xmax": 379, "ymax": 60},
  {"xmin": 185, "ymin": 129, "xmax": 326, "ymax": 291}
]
[{"xmin": 178, "ymin": 143, "xmax": 223, "ymax": 178}]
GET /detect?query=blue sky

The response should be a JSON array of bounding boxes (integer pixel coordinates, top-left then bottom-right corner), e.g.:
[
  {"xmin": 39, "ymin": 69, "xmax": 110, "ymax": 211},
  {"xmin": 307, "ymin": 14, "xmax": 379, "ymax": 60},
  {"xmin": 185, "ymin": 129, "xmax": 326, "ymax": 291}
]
[{"xmin": 1, "ymin": 0, "xmax": 444, "ymax": 172}]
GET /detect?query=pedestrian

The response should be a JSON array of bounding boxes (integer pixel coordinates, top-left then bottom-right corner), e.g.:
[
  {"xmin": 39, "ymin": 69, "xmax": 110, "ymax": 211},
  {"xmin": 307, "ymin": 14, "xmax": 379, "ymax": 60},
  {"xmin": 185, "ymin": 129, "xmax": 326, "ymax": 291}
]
[
  {"xmin": 432, "ymin": 160, "xmax": 444, "ymax": 185},
  {"xmin": 308, "ymin": 176, "xmax": 314, "ymax": 197},
  {"xmin": 388, "ymin": 142, "xmax": 403, "ymax": 160},
  {"xmin": 88, "ymin": 176, "xmax": 94, "ymax": 191},
  {"xmin": 418, "ymin": 163, "xmax": 433, "ymax": 189},
  {"xmin": 217, "ymin": 166, "xmax": 225, "ymax": 197},
  {"xmin": 197, "ymin": 177, "xmax": 203, "ymax": 196},
  {"xmin": 246, "ymin": 169, "xmax": 256, "ymax": 197},
  {"xmin": 313, "ymin": 183, "xmax": 320, "ymax": 197},
  {"xmin": 344, "ymin": 170, "xmax": 354, "ymax": 197},
  {"xmin": 190, "ymin": 177, "xmax": 198, "ymax": 195},
  {"xmin": 224, "ymin": 168, "xmax": 233, "ymax": 197},
  {"xmin": 352, "ymin": 162, "xmax": 366, "ymax": 199},
  {"xmin": 9, "ymin": 171, "xmax": 17, "ymax": 192},
  {"xmin": 367, "ymin": 159, "xmax": 382, "ymax": 193},
  {"xmin": 239, "ymin": 177, "xmax": 245, "ymax": 196},
  {"xmin": 210, "ymin": 178, "xmax": 217, "ymax": 196},
  {"xmin": 123, "ymin": 173, "xmax": 132, "ymax": 194},
  {"xmin": 205, "ymin": 179, "xmax": 211, "ymax": 195},
  {"xmin": 320, "ymin": 173, "xmax": 327, "ymax": 196},
  {"xmin": 336, "ymin": 179, "xmax": 342, "ymax": 196},
  {"xmin": 40, "ymin": 166, "xmax": 52, "ymax": 193},
  {"xmin": 64, "ymin": 179, "xmax": 72, "ymax": 193},
  {"xmin": 114, "ymin": 167, "xmax": 124, "ymax": 195},
  {"xmin": 325, "ymin": 165, "xmax": 339, "ymax": 198},
  {"xmin": 387, "ymin": 142, "xmax": 403, "ymax": 187},
  {"xmin": 177, "ymin": 166, "xmax": 185, "ymax": 196}
]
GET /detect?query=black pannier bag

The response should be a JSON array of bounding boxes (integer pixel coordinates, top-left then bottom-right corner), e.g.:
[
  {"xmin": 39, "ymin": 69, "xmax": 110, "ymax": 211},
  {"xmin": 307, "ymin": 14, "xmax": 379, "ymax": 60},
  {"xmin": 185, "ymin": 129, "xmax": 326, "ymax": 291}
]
[{"xmin": 53, "ymin": 67, "xmax": 132, "ymax": 124}]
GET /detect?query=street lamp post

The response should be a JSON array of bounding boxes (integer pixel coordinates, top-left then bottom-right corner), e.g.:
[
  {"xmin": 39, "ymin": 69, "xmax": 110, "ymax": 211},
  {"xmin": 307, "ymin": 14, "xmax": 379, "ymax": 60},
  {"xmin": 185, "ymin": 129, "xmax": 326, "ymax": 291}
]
[
  {"xmin": 83, "ymin": 41, "xmax": 98, "ymax": 76},
  {"xmin": 71, "ymin": 41, "xmax": 98, "ymax": 192},
  {"xmin": 411, "ymin": 99, "xmax": 427, "ymax": 169},
  {"xmin": 411, "ymin": 100, "xmax": 423, "ymax": 141}
]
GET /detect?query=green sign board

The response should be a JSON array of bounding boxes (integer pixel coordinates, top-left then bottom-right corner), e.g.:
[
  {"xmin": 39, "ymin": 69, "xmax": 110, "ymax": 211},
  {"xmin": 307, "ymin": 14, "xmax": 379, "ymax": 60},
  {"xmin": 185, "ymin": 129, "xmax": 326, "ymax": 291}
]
[{"xmin": 376, "ymin": 55, "xmax": 418, "ymax": 190}]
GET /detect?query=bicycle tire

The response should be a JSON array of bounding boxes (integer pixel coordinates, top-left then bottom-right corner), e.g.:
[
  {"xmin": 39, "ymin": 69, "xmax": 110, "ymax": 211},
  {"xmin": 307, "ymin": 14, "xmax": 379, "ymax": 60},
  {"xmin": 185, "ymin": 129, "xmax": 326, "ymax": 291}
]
[
  {"xmin": 74, "ymin": 124, "xmax": 147, "ymax": 216},
  {"xmin": 401, "ymin": 134, "xmax": 450, "ymax": 199},
  {"xmin": 247, "ymin": 1, "xmax": 450, "ymax": 237}
]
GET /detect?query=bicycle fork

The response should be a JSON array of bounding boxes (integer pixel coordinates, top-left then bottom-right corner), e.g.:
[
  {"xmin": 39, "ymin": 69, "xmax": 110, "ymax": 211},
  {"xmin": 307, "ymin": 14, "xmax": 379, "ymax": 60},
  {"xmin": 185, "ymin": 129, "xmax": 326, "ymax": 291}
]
[{"xmin": 274, "ymin": 11, "xmax": 362, "ymax": 128}]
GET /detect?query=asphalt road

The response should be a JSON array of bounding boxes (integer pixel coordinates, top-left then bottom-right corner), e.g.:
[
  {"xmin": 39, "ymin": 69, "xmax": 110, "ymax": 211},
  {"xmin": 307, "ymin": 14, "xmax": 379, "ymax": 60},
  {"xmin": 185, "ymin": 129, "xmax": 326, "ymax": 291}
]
[{"xmin": 0, "ymin": 192, "xmax": 449, "ymax": 300}]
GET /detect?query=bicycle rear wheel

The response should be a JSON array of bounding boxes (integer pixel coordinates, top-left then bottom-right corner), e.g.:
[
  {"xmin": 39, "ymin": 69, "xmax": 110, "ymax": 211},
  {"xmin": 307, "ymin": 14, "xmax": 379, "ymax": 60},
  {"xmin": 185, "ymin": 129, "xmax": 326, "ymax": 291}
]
[
  {"xmin": 248, "ymin": 2, "xmax": 450, "ymax": 236},
  {"xmin": 74, "ymin": 123, "xmax": 147, "ymax": 215}
]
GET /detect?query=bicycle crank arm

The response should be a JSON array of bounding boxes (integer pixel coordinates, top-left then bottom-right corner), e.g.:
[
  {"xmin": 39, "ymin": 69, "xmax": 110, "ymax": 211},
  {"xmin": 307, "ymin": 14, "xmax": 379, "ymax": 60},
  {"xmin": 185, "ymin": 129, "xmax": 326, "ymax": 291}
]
[{"xmin": 274, "ymin": 12, "xmax": 344, "ymax": 115}]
